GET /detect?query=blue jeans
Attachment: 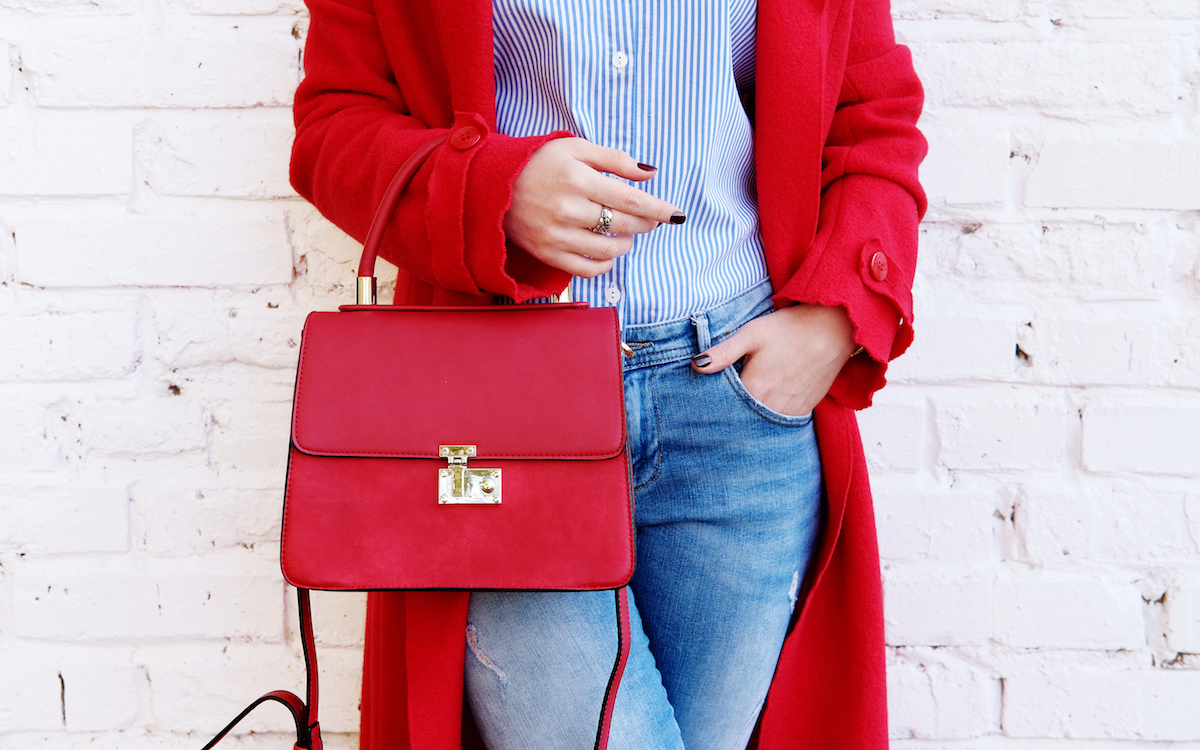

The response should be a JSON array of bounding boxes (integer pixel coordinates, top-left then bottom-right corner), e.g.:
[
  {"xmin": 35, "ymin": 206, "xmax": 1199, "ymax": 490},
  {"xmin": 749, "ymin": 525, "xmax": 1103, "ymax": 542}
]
[{"xmin": 465, "ymin": 280, "xmax": 823, "ymax": 750}]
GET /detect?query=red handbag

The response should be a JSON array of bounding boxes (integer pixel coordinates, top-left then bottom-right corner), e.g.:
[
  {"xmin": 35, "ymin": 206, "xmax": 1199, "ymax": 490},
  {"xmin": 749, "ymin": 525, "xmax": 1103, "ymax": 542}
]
[{"xmin": 205, "ymin": 134, "xmax": 635, "ymax": 749}]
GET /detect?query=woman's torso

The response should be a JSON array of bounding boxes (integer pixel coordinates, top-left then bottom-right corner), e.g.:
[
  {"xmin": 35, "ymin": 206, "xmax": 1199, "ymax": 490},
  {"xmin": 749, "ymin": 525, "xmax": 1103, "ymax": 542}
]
[{"xmin": 492, "ymin": 0, "xmax": 767, "ymax": 324}]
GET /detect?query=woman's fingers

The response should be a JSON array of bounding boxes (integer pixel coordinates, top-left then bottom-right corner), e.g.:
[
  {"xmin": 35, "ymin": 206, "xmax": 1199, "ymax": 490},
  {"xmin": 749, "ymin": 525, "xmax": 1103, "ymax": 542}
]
[
  {"xmin": 542, "ymin": 252, "xmax": 615, "ymax": 278},
  {"xmin": 504, "ymin": 137, "xmax": 684, "ymax": 276},
  {"xmin": 536, "ymin": 233, "xmax": 632, "ymax": 278},
  {"xmin": 559, "ymin": 139, "xmax": 684, "ymax": 225},
  {"xmin": 517, "ymin": 215, "xmax": 634, "ymax": 277},
  {"xmin": 573, "ymin": 202, "xmax": 662, "ymax": 237},
  {"xmin": 690, "ymin": 305, "xmax": 858, "ymax": 416},
  {"xmin": 570, "ymin": 139, "xmax": 659, "ymax": 183},
  {"xmin": 586, "ymin": 172, "xmax": 683, "ymax": 226},
  {"xmin": 691, "ymin": 319, "xmax": 760, "ymax": 372}
]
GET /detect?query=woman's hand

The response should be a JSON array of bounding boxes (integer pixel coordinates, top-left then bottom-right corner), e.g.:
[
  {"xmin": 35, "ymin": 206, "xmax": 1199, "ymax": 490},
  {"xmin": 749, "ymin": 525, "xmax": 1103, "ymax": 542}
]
[
  {"xmin": 691, "ymin": 304, "xmax": 858, "ymax": 416},
  {"xmin": 504, "ymin": 138, "xmax": 685, "ymax": 278}
]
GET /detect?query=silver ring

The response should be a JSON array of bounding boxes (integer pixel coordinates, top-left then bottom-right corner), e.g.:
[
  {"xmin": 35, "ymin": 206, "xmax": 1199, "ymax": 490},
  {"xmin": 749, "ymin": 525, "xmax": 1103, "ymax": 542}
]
[{"xmin": 590, "ymin": 206, "xmax": 613, "ymax": 234}]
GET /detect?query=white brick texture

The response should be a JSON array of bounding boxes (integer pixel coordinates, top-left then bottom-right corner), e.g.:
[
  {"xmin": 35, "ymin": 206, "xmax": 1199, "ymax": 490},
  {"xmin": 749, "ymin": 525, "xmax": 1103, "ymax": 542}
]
[
  {"xmin": 1003, "ymin": 671, "xmax": 1200, "ymax": 741},
  {"xmin": 913, "ymin": 36, "xmax": 1185, "ymax": 117},
  {"xmin": 935, "ymin": 389, "xmax": 1072, "ymax": 471},
  {"xmin": 0, "ymin": 481, "xmax": 129, "ymax": 554},
  {"xmin": 25, "ymin": 18, "xmax": 301, "ymax": 108},
  {"xmin": 1082, "ymin": 396, "xmax": 1200, "ymax": 476},
  {"xmin": 3, "ymin": 0, "xmax": 1200, "ymax": 748},
  {"xmin": 888, "ymin": 649, "xmax": 1002, "ymax": 740},
  {"xmin": 0, "ymin": 309, "xmax": 137, "ymax": 381},
  {"xmin": 10, "ymin": 201, "xmax": 295, "ymax": 288},
  {"xmin": 1027, "ymin": 140, "xmax": 1200, "ymax": 211},
  {"xmin": 0, "ymin": 43, "xmax": 12, "ymax": 107},
  {"xmin": 0, "ymin": 110, "xmax": 133, "ymax": 196}
]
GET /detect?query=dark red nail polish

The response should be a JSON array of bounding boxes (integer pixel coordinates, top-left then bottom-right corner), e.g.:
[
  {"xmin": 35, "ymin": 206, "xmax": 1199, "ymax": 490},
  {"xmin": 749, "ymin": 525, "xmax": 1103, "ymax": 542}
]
[
  {"xmin": 638, "ymin": 162, "xmax": 657, "ymax": 172},
  {"xmin": 692, "ymin": 353, "xmax": 711, "ymax": 367},
  {"xmin": 669, "ymin": 212, "xmax": 686, "ymax": 225}
]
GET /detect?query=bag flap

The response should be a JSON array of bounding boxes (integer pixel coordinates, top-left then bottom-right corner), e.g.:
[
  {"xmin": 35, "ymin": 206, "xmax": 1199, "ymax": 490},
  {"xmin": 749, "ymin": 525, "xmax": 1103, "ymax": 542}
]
[{"xmin": 291, "ymin": 307, "xmax": 627, "ymax": 460}]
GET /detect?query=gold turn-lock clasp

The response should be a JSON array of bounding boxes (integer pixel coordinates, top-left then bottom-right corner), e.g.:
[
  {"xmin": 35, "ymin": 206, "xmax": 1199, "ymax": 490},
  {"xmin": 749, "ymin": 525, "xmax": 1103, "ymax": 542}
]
[{"xmin": 437, "ymin": 445, "xmax": 501, "ymax": 505}]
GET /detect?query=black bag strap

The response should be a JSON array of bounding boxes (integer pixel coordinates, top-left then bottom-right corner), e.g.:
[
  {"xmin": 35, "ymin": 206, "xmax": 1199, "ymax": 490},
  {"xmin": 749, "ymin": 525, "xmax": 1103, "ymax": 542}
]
[
  {"xmin": 201, "ymin": 588, "xmax": 322, "ymax": 750},
  {"xmin": 202, "ymin": 587, "xmax": 632, "ymax": 749},
  {"xmin": 595, "ymin": 587, "xmax": 632, "ymax": 750}
]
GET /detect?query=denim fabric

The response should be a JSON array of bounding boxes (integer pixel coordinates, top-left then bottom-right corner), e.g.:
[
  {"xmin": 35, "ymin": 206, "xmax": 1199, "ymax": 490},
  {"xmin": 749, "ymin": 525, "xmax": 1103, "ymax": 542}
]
[{"xmin": 465, "ymin": 280, "xmax": 823, "ymax": 750}]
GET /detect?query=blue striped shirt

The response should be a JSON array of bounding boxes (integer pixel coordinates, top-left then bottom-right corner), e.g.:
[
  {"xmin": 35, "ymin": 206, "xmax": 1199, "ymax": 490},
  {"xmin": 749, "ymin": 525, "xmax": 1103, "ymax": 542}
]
[{"xmin": 493, "ymin": 0, "xmax": 767, "ymax": 326}]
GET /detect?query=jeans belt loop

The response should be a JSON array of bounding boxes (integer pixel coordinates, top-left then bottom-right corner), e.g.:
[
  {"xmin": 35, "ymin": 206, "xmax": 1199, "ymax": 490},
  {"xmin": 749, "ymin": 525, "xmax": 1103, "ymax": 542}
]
[{"xmin": 691, "ymin": 312, "xmax": 712, "ymax": 351}]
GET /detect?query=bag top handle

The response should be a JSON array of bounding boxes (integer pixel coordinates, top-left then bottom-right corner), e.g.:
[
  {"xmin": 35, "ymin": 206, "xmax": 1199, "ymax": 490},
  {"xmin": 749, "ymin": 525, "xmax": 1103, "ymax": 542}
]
[
  {"xmin": 353, "ymin": 132, "xmax": 571, "ymax": 306},
  {"xmin": 356, "ymin": 133, "xmax": 450, "ymax": 304}
]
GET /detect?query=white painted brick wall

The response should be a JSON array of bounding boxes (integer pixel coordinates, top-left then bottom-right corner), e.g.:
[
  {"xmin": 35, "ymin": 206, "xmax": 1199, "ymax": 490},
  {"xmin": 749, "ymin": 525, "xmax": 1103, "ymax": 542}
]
[
  {"xmin": 24, "ymin": 18, "xmax": 300, "ymax": 108},
  {"xmin": 13, "ymin": 201, "xmax": 295, "ymax": 287},
  {"xmin": 879, "ymin": 1, "xmax": 1200, "ymax": 747},
  {"xmin": 0, "ymin": 43, "xmax": 12, "ymax": 107},
  {"xmin": 1, "ymin": 0, "xmax": 1198, "ymax": 747},
  {"xmin": 1003, "ymin": 671, "xmax": 1200, "ymax": 740},
  {"xmin": 1082, "ymin": 396, "xmax": 1200, "ymax": 475}
]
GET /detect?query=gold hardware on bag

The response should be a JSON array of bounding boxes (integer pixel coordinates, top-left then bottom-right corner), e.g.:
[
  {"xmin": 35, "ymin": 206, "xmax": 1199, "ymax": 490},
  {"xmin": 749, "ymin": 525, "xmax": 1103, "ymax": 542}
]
[
  {"xmin": 356, "ymin": 277, "xmax": 377, "ymax": 305},
  {"xmin": 438, "ymin": 445, "xmax": 502, "ymax": 505},
  {"xmin": 550, "ymin": 285, "xmax": 572, "ymax": 304}
]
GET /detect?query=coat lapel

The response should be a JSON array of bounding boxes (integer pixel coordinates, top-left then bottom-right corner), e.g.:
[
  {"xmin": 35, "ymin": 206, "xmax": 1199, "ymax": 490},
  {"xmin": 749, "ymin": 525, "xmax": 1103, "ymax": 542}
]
[{"xmin": 755, "ymin": 0, "xmax": 825, "ymax": 256}]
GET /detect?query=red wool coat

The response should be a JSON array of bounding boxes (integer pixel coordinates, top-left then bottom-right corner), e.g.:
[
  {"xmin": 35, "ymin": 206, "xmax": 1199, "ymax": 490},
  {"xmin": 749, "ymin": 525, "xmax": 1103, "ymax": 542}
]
[{"xmin": 290, "ymin": 0, "xmax": 927, "ymax": 747}]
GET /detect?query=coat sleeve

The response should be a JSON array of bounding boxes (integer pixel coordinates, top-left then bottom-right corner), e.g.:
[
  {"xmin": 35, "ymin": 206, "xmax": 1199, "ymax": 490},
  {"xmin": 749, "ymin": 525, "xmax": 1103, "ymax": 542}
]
[
  {"xmin": 773, "ymin": 0, "xmax": 928, "ymax": 409},
  {"xmin": 289, "ymin": 0, "xmax": 573, "ymax": 302}
]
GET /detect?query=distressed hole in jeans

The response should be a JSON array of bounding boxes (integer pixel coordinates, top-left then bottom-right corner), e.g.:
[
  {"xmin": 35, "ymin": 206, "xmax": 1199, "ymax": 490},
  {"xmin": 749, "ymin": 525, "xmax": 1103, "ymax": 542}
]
[
  {"xmin": 788, "ymin": 570, "xmax": 800, "ymax": 609},
  {"xmin": 465, "ymin": 624, "xmax": 508, "ymax": 685}
]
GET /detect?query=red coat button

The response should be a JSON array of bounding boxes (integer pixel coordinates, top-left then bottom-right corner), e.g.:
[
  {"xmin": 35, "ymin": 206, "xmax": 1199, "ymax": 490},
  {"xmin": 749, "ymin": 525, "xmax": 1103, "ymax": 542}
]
[
  {"xmin": 869, "ymin": 251, "xmax": 888, "ymax": 281},
  {"xmin": 449, "ymin": 126, "xmax": 482, "ymax": 150}
]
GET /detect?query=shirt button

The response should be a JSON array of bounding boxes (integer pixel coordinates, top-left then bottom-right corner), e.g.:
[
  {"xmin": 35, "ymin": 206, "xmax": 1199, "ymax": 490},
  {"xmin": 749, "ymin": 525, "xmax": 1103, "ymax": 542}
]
[
  {"xmin": 605, "ymin": 286, "xmax": 622, "ymax": 304},
  {"xmin": 869, "ymin": 251, "xmax": 889, "ymax": 281},
  {"xmin": 613, "ymin": 51, "xmax": 628, "ymax": 70}
]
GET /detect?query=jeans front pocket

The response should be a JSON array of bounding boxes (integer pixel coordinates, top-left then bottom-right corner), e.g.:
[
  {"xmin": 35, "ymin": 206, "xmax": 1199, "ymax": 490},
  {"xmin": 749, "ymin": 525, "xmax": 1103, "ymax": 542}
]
[{"xmin": 723, "ymin": 361, "xmax": 814, "ymax": 427}]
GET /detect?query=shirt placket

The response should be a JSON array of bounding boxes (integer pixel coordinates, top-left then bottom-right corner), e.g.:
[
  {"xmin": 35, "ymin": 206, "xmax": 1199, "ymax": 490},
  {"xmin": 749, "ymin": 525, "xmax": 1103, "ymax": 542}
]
[{"xmin": 603, "ymin": 1, "xmax": 640, "ymax": 328}]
